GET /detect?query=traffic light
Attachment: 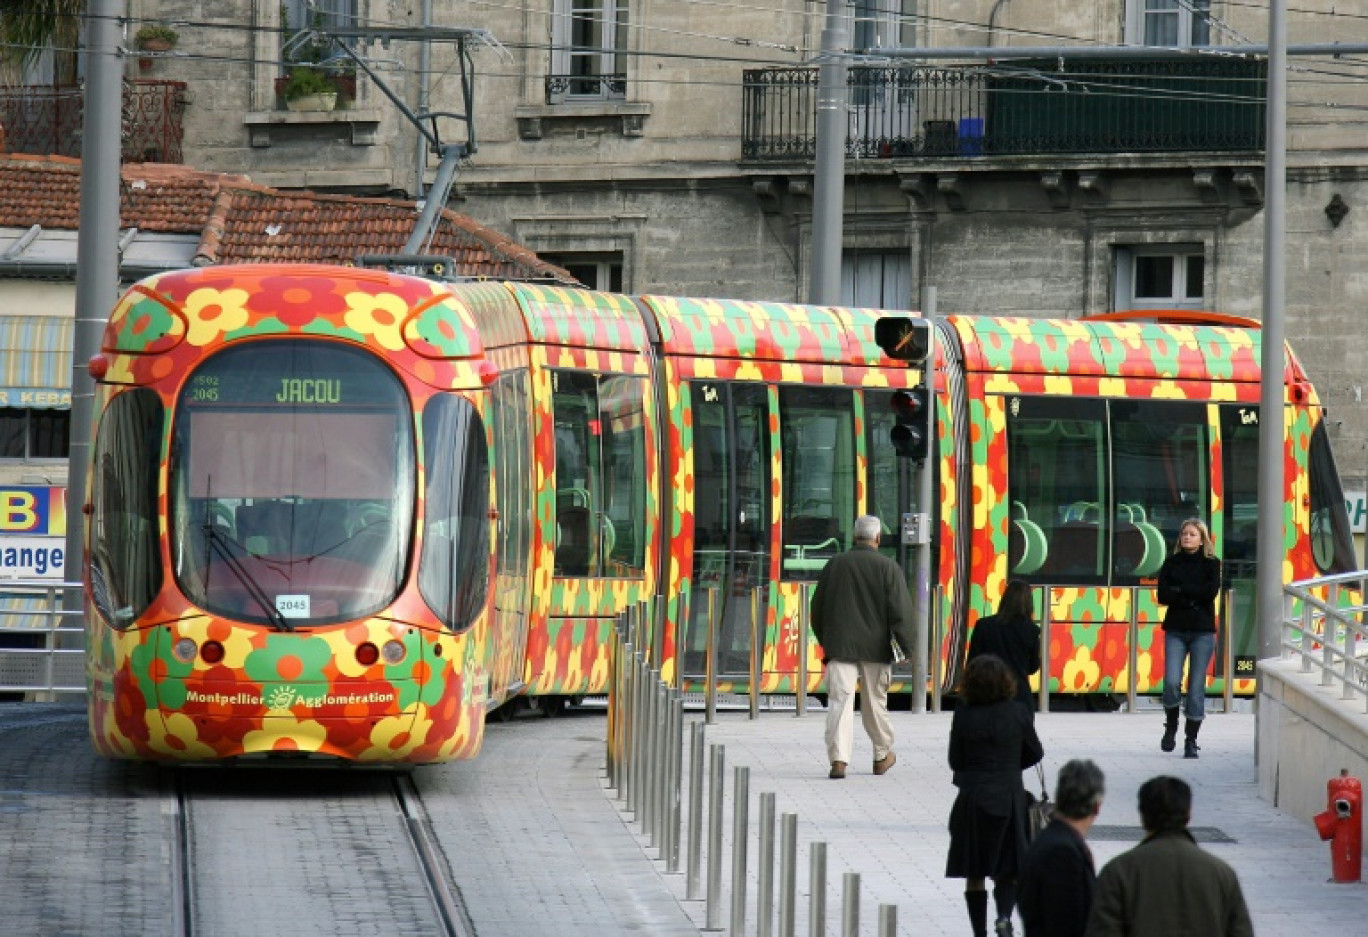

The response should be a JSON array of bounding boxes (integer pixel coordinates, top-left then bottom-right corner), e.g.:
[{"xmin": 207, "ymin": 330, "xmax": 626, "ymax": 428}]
[
  {"xmin": 874, "ymin": 317, "xmax": 931, "ymax": 363},
  {"xmin": 890, "ymin": 385, "xmax": 932, "ymax": 461}
]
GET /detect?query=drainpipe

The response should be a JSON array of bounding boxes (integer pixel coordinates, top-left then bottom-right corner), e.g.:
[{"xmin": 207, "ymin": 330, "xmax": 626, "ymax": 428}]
[{"xmin": 988, "ymin": 0, "xmax": 1010, "ymax": 48}]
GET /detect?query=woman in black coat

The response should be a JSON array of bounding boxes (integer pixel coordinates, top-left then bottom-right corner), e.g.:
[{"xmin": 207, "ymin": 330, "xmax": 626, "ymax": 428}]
[
  {"xmin": 1155, "ymin": 517, "xmax": 1222, "ymax": 759},
  {"xmin": 968, "ymin": 579, "xmax": 1042, "ymax": 713},
  {"xmin": 947, "ymin": 654, "xmax": 1045, "ymax": 937}
]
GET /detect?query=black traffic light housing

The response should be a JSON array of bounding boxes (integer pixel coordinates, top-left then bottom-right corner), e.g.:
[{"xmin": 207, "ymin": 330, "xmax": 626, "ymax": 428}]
[
  {"xmin": 890, "ymin": 385, "xmax": 932, "ymax": 461},
  {"xmin": 874, "ymin": 317, "xmax": 931, "ymax": 363}
]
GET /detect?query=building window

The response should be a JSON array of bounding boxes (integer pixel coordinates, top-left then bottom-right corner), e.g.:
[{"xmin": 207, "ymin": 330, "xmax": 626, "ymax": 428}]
[
  {"xmin": 550, "ymin": 0, "xmax": 628, "ymax": 103},
  {"xmin": 0, "ymin": 408, "xmax": 68, "ymax": 460},
  {"xmin": 541, "ymin": 253, "xmax": 623, "ymax": 291},
  {"xmin": 1114, "ymin": 245, "xmax": 1205, "ymax": 309},
  {"xmin": 1126, "ymin": 0, "xmax": 1211, "ymax": 48},
  {"xmin": 840, "ymin": 251, "xmax": 913, "ymax": 309}
]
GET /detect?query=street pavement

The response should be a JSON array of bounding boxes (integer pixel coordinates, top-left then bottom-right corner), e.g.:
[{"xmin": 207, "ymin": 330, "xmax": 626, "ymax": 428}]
[{"xmin": 610, "ymin": 699, "xmax": 1367, "ymax": 936}]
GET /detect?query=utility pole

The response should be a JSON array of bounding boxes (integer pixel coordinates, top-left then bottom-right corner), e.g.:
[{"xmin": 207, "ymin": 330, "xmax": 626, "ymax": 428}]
[
  {"xmin": 808, "ymin": 0, "xmax": 848, "ymax": 304},
  {"xmin": 911, "ymin": 287, "xmax": 937, "ymax": 714},
  {"xmin": 65, "ymin": 0, "xmax": 123, "ymax": 597},
  {"xmin": 1258, "ymin": 1, "xmax": 1288, "ymax": 661}
]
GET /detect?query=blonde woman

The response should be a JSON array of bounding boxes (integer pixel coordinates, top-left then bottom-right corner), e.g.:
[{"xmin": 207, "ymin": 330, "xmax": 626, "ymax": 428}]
[{"xmin": 1155, "ymin": 519, "xmax": 1222, "ymax": 758}]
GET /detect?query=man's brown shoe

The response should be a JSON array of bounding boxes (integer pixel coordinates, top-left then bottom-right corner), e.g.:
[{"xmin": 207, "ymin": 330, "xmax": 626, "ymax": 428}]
[
  {"xmin": 828, "ymin": 761, "xmax": 847, "ymax": 779},
  {"xmin": 873, "ymin": 751, "xmax": 897, "ymax": 776}
]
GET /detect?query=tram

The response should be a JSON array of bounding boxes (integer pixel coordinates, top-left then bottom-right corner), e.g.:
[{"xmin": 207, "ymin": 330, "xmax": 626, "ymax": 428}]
[{"xmin": 81, "ymin": 263, "xmax": 1355, "ymax": 763}]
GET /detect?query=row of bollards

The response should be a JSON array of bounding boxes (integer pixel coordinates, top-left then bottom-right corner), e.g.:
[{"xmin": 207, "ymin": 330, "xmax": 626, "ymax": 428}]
[{"xmin": 607, "ymin": 601, "xmax": 901, "ymax": 935}]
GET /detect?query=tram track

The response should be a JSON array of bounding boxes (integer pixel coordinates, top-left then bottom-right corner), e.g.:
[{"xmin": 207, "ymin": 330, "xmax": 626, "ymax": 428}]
[{"xmin": 165, "ymin": 767, "xmax": 476, "ymax": 937}]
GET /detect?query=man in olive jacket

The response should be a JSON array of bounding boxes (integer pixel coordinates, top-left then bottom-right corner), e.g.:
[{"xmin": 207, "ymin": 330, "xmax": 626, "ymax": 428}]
[
  {"xmin": 1086, "ymin": 775, "xmax": 1253, "ymax": 937},
  {"xmin": 810, "ymin": 514, "xmax": 916, "ymax": 780}
]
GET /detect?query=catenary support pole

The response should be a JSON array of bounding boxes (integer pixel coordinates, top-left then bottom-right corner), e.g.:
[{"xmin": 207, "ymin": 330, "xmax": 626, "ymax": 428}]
[
  {"xmin": 1258, "ymin": 1, "xmax": 1288, "ymax": 662},
  {"xmin": 912, "ymin": 287, "xmax": 937, "ymax": 714},
  {"xmin": 809, "ymin": 0, "xmax": 848, "ymax": 304},
  {"xmin": 66, "ymin": 0, "xmax": 124, "ymax": 595}
]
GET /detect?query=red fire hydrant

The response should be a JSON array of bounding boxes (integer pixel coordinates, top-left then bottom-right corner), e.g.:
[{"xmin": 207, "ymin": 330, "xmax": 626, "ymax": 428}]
[{"xmin": 1313, "ymin": 769, "xmax": 1363, "ymax": 883}]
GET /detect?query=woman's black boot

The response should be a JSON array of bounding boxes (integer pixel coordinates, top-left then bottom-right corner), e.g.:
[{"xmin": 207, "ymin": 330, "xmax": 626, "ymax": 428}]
[
  {"xmin": 1184, "ymin": 718, "xmax": 1202, "ymax": 758},
  {"xmin": 1161, "ymin": 707, "xmax": 1180, "ymax": 752},
  {"xmin": 965, "ymin": 890, "xmax": 989, "ymax": 937}
]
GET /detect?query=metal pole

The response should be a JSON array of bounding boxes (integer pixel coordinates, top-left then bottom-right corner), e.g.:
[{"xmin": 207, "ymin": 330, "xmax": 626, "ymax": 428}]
[
  {"xmin": 841, "ymin": 872, "xmax": 860, "ymax": 937},
  {"xmin": 878, "ymin": 904, "xmax": 897, "ymax": 937},
  {"xmin": 1036, "ymin": 585, "xmax": 1051, "ymax": 715},
  {"xmin": 757, "ymin": 792, "xmax": 775, "ymax": 937},
  {"xmin": 796, "ymin": 582, "xmax": 810, "ymax": 717},
  {"xmin": 1223, "ymin": 589, "xmax": 1236, "ymax": 712},
  {"xmin": 687, "ymin": 722, "xmax": 705, "ymax": 898},
  {"xmin": 706, "ymin": 744, "xmax": 725, "ymax": 932},
  {"xmin": 809, "ymin": 0, "xmax": 849, "ymax": 304},
  {"xmin": 912, "ymin": 288, "xmax": 938, "ymax": 715},
  {"xmin": 706, "ymin": 587, "xmax": 719, "ymax": 724},
  {"xmin": 1127, "ymin": 587, "xmax": 1139, "ymax": 714},
  {"xmin": 750, "ymin": 585, "xmax": 762, "ymax": 719},
  {"xmin": 67, "ymin": 0, "xmax": 124, "ymax": 592},
  {"xmin": 730, "ymin": 766, "xmax": 750, "ymax": 936},
  {"xmin": 1257, "ymin": 0, "xmax": 1288, "ymax": 663},
  {"xmin": 931, "ymin": 583, "xmax": 944, "ymax": 713},
  {"xmin": 809, "ymin": 842, "xmax": 827, "ymax": 936},
  {"xmin": 778, "ymin": 813, "xmax": 797, "ymax": 937},
  {"xmin": 413, "ymin": 0, "xmax": 433, "ymax": 195}
]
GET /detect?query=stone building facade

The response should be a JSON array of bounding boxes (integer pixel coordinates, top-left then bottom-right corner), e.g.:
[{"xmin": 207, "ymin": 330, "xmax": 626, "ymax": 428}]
[{"xmin": 122, "ymin": 1, "xmax": 1368, "ymax": 495}]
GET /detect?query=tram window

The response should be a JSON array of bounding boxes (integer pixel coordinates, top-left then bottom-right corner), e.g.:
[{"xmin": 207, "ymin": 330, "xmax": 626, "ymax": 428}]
[
  {"xmin": 90, "ymin": 388, "xmax": 163, "ymax": 630},
  {"xmin": 865, "ymin": 390, "xmax": 903, "ymax": 555},
  {"xmin": 492, "ymin": 372, "xmax": 532, "ymax": 577},
  {"xmin": 779, "ymin": 387, "xmax": 855, "ymax": 579},
  {"xmin": 1006, "ymin": 397, "xmax": 1107, "ymax": 583},
  {"xmin": 1111, "ymin": 400, "xmax": 1208, "ymax": 580},
  {"xmin": 551, "ymin": 370, "xmax": 646, "ymax": 577},
  {"xmin": 1220, "ymin": 405, "xmax": 1260, "ymax": 568},
  {"xmin": 1308, "ymin": 420, "xmax": 1357, "ymax": 575},
  {"xmin": 419, "ymin": 395, "xmax": 490, "ymax": 632}
]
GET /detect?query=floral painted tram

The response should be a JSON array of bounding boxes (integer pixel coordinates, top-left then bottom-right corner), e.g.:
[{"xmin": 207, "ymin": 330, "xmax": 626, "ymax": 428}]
[{"xmin": 84, "ymin": 265, "xmax": 1357, "ymax": 764}]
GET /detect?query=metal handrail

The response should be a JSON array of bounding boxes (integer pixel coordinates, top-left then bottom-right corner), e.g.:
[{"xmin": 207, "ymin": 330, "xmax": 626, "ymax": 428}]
[
  {"xmin": 1282, "ymin": 572, "xmax": 1368, "ymax": 712},
  {"xmin": 0, "ymin": 580, "xmax": 85, "ymax": 696}
]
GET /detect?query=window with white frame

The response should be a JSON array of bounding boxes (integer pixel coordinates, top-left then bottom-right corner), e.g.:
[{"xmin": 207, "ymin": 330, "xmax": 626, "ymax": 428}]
[
  {"xmin": 840, "ymin": 251, "xmax": 913, "ymax": 309},
  {"xmin": 1113, "ymin": 245, "xmax": 1205, "ymax": 309},
  {"xmin": 550, "ymin": 0, "xmax": 628, "ymax": 103},
  {"xmin": 540, "ymin": 252, "xmax": 624, "ymax": 292},
  {"xmin": 1125, "ymin": 0, "xmax": 1211, "ymax": 48}
]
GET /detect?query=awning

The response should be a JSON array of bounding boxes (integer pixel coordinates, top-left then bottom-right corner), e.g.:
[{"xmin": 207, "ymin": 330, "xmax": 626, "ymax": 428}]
[{"xmin": 0, "ymin": 315, "xmax": 72, "ymax": 409}]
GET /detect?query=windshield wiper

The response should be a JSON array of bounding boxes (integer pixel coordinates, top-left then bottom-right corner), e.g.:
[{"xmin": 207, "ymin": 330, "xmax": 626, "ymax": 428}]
[{"xmin": 203, "ymin": 522, "xmax": 294, "ymax": 632}]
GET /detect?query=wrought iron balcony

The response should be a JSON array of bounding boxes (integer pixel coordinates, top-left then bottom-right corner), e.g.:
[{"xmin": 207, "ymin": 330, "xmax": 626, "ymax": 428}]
[
  {"xmin": 742, "ymin": 58, "xmax": 1266, "ymax": 162},
  {"xmin": 0, "ymin": 80, "xmax": 188, "ymax": 163}
]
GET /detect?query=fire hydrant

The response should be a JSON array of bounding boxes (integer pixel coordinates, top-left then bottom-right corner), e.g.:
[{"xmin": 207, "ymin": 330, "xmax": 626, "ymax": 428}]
[{"xmin": 1313, "ymin": 769, "xmax": 1363, "ymax": 883}]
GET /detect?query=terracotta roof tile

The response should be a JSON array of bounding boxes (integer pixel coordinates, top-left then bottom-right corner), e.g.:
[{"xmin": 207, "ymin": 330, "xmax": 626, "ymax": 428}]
[{"xmin": 0, "ymin": 154, "xmax": 576, "ymax": 284}]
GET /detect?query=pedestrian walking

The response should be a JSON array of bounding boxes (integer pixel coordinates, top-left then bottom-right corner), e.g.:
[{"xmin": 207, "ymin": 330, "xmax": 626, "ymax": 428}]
[
  {"xmin": 947, "ymin": 653, "xmax": 1045, "ymax": 937},
  {"xmin": 1086, "ymin": 775, "xmax": 1253, "ymax": 937},
  {"xmin": 1156, "ymin": 518, "xmax": 1222, "ymax": 757},
  {"xmin": 809, "ymin": 513, "xmax": 916, "ymax": 780},
  {"xmin": 1018, "ymin": 759, "xmax": 1106, "ymax": 937},
  {"xmin": 968, "ymin": 579, "xmax": 1042, "ymax": 713}
]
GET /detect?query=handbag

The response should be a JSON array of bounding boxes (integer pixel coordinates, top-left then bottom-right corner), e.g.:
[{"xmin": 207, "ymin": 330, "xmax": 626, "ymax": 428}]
[{"xmin": 1025, "ymin": 763, "xmax": 1053, "ymax": 841}]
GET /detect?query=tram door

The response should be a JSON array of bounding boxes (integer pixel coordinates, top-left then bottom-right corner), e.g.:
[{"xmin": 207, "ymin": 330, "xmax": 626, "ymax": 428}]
[
  {"xmin": 1219, "ymin": 403, "xmax": 1262, "ymax": 688},
  {"xmin": 685, "ymin": 382, "xmax": 771, "ymax": 682},
  {"xmin": 489, "ymin": 372, "xmax": 533, "ymax": 701}
]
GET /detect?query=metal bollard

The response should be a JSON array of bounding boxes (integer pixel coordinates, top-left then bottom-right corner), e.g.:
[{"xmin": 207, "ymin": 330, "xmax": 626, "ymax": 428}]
[
  {"xmin": 796, "ymin": 583, "xmax": 811, "ymax": 717},
  {"xmin": 878, "ymin": 904, "xmax": 897, "ymax": 936},
  {"xmin": 842, "ymin": 872, "xmax": 860, "ymax": 937},
  {"xmin": 809, "ymin": 842, "xmax": 827, "ymax": 936},
  {"xmin": 666, "ymin": 692, "xmax": 684, "ymax": 870},
  {"xmin": 758, "ymin": 792, "xmax": 775, "ymax": 937},
  {"xmin": 646, "ymin": 674, "xmax": 661, "ymax": 843},
  {"xmin": 621, "ymin": 640, "xmax": 636, "ymax": 808},
  {"xmin": 688, "ymin": 722, "xmax": 705, "ymax": 899},
  {"xmin": 730, "ymin": 766, "xmax": 750, "ymax": 936},
  {"xmin": 705, "ymin": 744, "xmax": 725, "ymax": 931},
  {"xmin": 778, "ymin": 813, "xmax": 797, "ymax": 937}
]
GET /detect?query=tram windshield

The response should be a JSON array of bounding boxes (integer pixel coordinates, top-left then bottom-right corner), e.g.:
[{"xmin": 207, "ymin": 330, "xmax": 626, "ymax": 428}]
[{"xmin": 169, "ymin": 340, "xmax": 416, "ymax": 627}]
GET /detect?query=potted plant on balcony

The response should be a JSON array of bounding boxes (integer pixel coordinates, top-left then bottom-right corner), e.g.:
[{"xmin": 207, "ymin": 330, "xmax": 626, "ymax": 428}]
[
  {"xmin": 134, "ymin": 24, "xmax": 178, "ymax": 71},
  {"xmin": 281, "ymin": 65, "xmax": 338, "ymax": 112}
]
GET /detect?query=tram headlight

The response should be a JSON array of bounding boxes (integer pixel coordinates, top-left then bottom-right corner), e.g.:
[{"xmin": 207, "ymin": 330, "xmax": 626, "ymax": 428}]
[
  {"xmin": 200, "ymin": 641, "xmax": 225, "ymax": 664},
  {"xmin": 381, "ymin": 640, "xmax": 406, "ymax": 664},
  {"xmin": 172, "ymin": 637, "xmax": 198, "ymax": 663}
]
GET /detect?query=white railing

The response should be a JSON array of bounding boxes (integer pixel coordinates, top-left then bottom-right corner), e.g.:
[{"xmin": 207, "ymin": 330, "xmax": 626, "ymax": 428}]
[
  {"xmin": 0, "ymin": 580, "xmax": 84, "ymax": 696},
  {"xmin": 1282, "ymin": 570, "xmax": 1368, "ymax": 713}
]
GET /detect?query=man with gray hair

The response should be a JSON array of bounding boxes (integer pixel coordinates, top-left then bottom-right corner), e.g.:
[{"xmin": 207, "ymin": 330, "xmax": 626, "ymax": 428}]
[
  {"xmin": 809, "ymin": 513, "xmax": 915, "ymax": 779},
  {"xmin": 1018, "ymin": 759, "xmax": 1106, "ymax": 937}
]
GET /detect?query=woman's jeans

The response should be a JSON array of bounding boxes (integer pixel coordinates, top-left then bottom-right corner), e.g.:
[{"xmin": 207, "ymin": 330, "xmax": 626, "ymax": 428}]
[{"xmin": 1162, "ymin": 630, "xmax": 1215, "ymax": 721}]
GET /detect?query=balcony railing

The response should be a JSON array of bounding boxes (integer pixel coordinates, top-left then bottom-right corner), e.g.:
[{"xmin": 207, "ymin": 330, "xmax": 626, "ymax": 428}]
[
  {"xmin": 0, "ymin": 79, "xmax": 188, "ymax": 163},
  {"xmin": 742, "ymin": 58, "xmax": 1266, "ymax": 161}
]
